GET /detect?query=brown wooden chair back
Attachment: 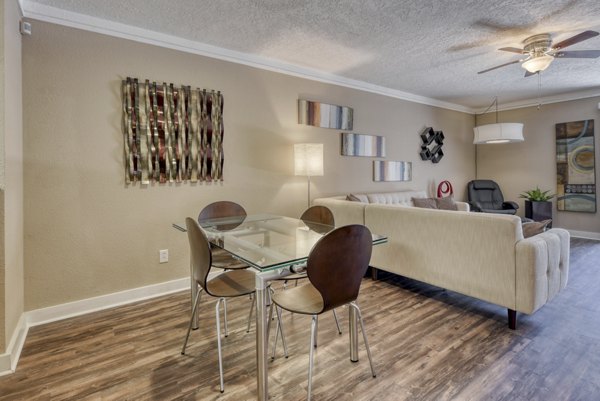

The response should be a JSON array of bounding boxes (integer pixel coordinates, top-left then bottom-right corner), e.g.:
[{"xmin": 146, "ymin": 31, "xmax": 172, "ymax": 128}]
[
  {"xmin": 301, "ymin": 205, "xmax": 334, "ymax": 226},
  {"xmin": 306, "ymin": 225, "xmax": 372, "ymax": 313},
  {"xmin": 198, "ymin": 201, "xmax": 247, "ymax": 230},
  {"xmin": 185, "ymin": 217, "xmax": 212, "ymax": 291}
]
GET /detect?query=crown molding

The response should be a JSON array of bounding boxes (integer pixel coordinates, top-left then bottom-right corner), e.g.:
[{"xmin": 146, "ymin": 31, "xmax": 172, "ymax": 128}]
[
  {"xmin": 19, "ymin": 0, "xmax": 475, "ymax": 114},
  {"xmin": 474, "ymin": 88, "xmax": 600, "ymax": 114},
  {"xmin": 19, "ymin": 1, "xmax": 600, "ymax": 115}
]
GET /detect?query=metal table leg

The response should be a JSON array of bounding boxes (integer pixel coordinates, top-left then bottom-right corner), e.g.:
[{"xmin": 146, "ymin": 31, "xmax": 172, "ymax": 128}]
[
  {"xmin": 349, "ymin": 305, "xmax": 359, "ymax": 362},
  {"xmin": 256, "ymin": 267, "xmax": 290, "ymax": 401},
  {"xmin": 256, "ymin": 276, "xmax": 269, "ymax": 401}
]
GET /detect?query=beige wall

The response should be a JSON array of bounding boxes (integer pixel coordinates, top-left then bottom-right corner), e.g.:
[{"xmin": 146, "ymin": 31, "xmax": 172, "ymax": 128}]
[
  {"xmin": 477, "ymin": 96, "xmax": 600, "ymax": 234},
  {"xmin": 2, "ymin": 0, "xmax": 24, "ymax": 351},
  {"xmin": 22, "ymin": 21, "xmax": 474, "ymax": 310}
]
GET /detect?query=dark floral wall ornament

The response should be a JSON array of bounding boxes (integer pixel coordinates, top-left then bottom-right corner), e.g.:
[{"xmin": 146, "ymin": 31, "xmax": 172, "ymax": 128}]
[
  {"xmin": 419, "ymin": 126, "xmax": 444, "ymax": 163},
  {"xmin": 121, "ymin": 77, "xmax": 224, "ymax": 184}
]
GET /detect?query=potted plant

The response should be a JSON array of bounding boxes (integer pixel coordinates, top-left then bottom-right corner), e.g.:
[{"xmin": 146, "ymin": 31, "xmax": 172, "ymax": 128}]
[{"xmin": 519, "ymin": 187, "xmax": 555, "ymax": 223}]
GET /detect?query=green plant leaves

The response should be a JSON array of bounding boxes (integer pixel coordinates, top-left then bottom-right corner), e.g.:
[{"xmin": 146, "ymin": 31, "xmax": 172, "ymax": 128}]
[{"xmin": 519, "ymin": 186, "xmax": 555, "ymax": 202}]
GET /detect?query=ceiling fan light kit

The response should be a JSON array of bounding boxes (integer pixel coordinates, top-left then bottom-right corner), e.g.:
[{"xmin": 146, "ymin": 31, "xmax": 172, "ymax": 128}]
[
  {"xmin": 478, "ymin": 30, "xmax": 600, "ymax": 76},
  {"xmin": 521, "ymin": 54, "xmax": 554, "ymax": 73}
]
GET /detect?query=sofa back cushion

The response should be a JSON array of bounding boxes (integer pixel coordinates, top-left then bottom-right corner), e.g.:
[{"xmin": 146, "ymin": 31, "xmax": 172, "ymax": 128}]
[{"xmin": 364, "ymin": 191, "xmax": 427, "ymax": 206}]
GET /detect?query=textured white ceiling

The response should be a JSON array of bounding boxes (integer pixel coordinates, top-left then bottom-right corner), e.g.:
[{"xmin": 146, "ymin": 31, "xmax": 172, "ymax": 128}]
[{"xmin": 23, "ymin": 0, "xmax": 600, "ymax": 110}]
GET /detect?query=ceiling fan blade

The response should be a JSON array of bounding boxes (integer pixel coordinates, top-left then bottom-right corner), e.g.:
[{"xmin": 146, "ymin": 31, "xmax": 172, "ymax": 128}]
[
  {"xmin": 524, "ymin": 70, "xmax": 536, "ymax": 77},
  {"xmin": 554, "ymin": 50, "xmax": 600, "ymax": 58},
  {"xmin": 498, "ymin": 47, "xmax": 526, "ymax": 54},
  {"xmin": 553, "ymin": 30, "xmax": 599, "ymax": 50},
  {"xmin": 477, "ymin": 59, "xmax": 521, "ymax": 74}
]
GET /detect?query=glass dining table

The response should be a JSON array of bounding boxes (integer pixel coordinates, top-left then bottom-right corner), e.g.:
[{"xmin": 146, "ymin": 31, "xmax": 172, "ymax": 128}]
[{"xmin": 173, "ymin": 214, "xmax": 387, "ymax": 401}]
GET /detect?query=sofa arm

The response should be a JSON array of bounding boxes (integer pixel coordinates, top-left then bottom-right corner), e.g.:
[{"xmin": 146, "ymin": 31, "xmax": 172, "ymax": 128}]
[
  {"xmin": 455, "ymin": 201, "xmax": 470, "ymax": 212},
  {"xmin": 503, "ymin": 201, "xmax": 519, "ymax": 210},
  {"xmin": 515, "ymin": 228, "xmax": 570, "ymax": 314}
]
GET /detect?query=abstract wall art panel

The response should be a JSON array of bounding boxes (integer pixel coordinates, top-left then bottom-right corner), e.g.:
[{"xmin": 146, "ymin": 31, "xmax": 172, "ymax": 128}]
[
  {"xmin": 555, "ymin": 120, "xmax": 596, "ymax": 212},
  {"xmin": 373, "ymin": 161, "xmax": 412, "ymax": 182},
  {"xmin": 298, "ymin": 99, "xmax": 353, "ymax": 130},
  {"xmin": 341, "ymin": 133, "xmax": 386, "ymax": 157},
  {"xmin": 121, "ymin": 77, "xmax": 224, "ymax": 184}
]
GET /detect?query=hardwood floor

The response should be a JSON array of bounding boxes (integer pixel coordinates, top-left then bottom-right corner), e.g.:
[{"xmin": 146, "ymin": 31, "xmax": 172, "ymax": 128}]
[{"xmin": 1, "ymin": 238, "xmax": 599, "ymax": 400}]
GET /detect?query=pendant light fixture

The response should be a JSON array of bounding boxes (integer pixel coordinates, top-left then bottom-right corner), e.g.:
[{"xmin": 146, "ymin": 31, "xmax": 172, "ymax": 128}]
[{"xmin": 473, "ymin": 97, "xmax": 524, "ymax": 144}]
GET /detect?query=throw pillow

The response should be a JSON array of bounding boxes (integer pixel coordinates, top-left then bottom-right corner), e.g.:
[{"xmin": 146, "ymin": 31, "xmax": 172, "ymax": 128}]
[
  {"xmin": 346, "ymin": 194, "xmax": 362, "ymax": 202},
  {"xmin": 412, "ymin": 197, "xmax": 438, "ymax": 209},
  {"xmin": 522, "ymin": 219, "xmax": 552, "ymax": 238},
  {"xmin": 435, "ymin": 196, "xmax": 458, "ymax": 211}
]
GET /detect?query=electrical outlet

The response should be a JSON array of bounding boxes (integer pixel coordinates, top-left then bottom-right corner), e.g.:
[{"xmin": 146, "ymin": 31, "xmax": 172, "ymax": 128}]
[{"xmin": 159, "ymin": 249, "xmax": 169, "ymax": 264}]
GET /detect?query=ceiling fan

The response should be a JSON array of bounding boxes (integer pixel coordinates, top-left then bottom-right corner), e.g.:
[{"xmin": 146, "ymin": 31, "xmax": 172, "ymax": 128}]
[{"xmin": 478, "ymin": 30, "xmax": 600, "ymax": 76}]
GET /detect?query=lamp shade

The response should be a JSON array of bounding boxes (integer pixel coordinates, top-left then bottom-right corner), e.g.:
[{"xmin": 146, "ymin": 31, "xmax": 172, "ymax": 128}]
[
  {"xmin": 521, "ymin": 55, "xmax": 553, "ymax": 73},
  {"xmin": 473, "ymin": 123, "xmax": 524, "ymax": 144},
  {"xmin": 294, "ymin": 143, "xmax": 323, "ymax": 176}
]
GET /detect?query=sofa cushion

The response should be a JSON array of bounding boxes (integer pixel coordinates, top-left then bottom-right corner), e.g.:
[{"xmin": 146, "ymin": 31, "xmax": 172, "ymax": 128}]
[
  {"xmin": 436, "ymin": 196, "xmax": 458, "ymax": 211},
  {"xmin": 346, "ymin": 194, "xmax": 368, "ymax": 202},
  {"xmin": 366, "ymin": 191, "xmax": 427, "ymax": 206},
  {"xmin": 412, "ymin": 197, "xmax": 438, "ymax": 209},
  {"xmin": 522, "ymin": 219, "xmax": 552, "ymax": 238}
]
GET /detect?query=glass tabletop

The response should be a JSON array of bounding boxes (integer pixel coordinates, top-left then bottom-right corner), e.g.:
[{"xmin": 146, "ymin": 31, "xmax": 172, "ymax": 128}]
[{"xmin": 175, "ymin": 214, "xmax": 387, "ymax": 272}]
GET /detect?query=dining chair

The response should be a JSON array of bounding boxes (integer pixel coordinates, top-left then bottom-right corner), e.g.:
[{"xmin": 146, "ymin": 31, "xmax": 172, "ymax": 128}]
[
  {"xmin": 270, "ymin": 224, "xmax": 376, "ymax": 400},
  {"xmin": 198, "ymin": 201, "xmax": 256, "ymax": 333},
  {"xmin": 269, "ymin": 206, "xmax": 341, "ymax": 360},
  {"xmin": 180, "ymin": 217, "xmax": 257, "ymax": 393},
  {"xmin": 198, "ymin": 201, "xmax": 249, "ymax": 271}
]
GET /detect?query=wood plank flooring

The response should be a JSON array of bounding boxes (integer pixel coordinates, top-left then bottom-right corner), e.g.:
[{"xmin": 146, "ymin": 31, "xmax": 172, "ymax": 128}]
[{"xmin": 1, "ymin": 238, "xmax": 599, "ymax": 400}]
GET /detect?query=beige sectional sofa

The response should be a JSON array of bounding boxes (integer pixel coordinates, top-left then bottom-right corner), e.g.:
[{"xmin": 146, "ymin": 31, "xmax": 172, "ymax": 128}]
[{"xmin": 314, "ymin": 191, "xmax": 570, "ymax": 329}]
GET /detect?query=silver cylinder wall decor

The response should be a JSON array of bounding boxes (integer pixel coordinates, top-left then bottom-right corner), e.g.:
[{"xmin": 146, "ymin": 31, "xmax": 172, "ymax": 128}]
[
  {"xmin": 341, "ymin": 133, "xmax": 386, "ymax": 157},
  {"xmin": 122, "ymin": 77, "xmax": 224, "ymax": 184},
  {"xmin": 373, "ymin": 161, "xmax": 412, "ymax": 182},
  {"xmin": 298, "ymin": 99, "xmax": 353, "ymax": 130}
]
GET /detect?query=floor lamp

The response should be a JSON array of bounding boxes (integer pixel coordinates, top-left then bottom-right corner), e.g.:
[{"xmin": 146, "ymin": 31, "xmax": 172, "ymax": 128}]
[{"xmin": 294, "ymin": 143, "xmax": 324, "ymax": 208}]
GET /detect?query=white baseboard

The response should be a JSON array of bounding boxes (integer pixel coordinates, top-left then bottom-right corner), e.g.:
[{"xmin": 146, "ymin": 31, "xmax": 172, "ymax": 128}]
[
  {"xmin": 1, "ymin": 275, "xmax": 204, "ymax": 376},
  {"xmin": 568, "ymin": 230, "xmax": 600, "ymax": 241},
  {"xmin": 25, "ymin": 277, "xmax": 192, "ymax": 327},
  {"xmin": 0, "ymin": 314, "xmax": 28, "ymax": 377}
]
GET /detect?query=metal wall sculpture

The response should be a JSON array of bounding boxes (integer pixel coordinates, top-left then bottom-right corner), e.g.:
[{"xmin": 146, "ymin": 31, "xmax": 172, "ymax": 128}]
[
  {"xmin": 419, "ymin": 127, "xmax": 444, "ymax": 163},
  {"xmin": 341, "ymin": 133, "xmax": 386, "ymax": 157},
  {"xmin": 556, "ymin": 120, "xmax": 596, "ymax": 212},
  {"xmin": 298, "ymin": 99, "xmax": 353, "ymax": 130},
  {"xmin": 373, "ymin": 161, "xmax": 412, "ymax": 182},
  {"xmin": 122, "ymin": 77, "xmax": 224, "ymax": 184}
]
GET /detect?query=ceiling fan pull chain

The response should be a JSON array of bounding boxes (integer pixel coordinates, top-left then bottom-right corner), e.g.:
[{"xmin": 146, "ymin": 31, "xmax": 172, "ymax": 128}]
[{"xmin": 537, "ymin": 72, "xmax": 542, "ymax": 110}]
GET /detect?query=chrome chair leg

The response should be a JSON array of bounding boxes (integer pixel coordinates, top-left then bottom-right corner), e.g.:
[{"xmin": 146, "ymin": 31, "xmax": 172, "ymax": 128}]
[
  {"xmin": 271, "ymin": 306, "xmax": 289, "ymax": 360},
  {"xmin": 314, "ymin": 316, "xmax": 318, "ymax": 348},
  {"xmin": 181, "ymin": 288, "xmax": 203, "ymax": 355},
  {"xmin": 332, "ymin": 309, "xmax": 342, "ymax": 335},
  {"xmin": 215, "ymin": 298, "xmax": 225, "ymax": 393},
  {"xmin": 223, "ymin": 298, "xmax": 229, "ymax": 337},
  {"xmin": 276, "ymin": 306, "xmax": 289, "ymax": 358},
  {"xmin": 267, "ymin": 304, "xmax": 279, "ymax": 360},
  {"xmin": 246, "ymin": 295, "xmax": 256, "ymax": 333},
  {"xmin": 351, "ymin": 302, "xmax": 376, "ymax": 378},
  {"xmin": 308, "ymin": 315, "xmax": 317, "ymax": 401}
]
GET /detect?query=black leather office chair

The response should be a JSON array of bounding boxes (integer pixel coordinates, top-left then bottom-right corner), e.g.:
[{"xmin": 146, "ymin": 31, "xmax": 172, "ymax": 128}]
[{"xmin": 467, "ymin": 180, "xmax": 519, "ymax": 215}]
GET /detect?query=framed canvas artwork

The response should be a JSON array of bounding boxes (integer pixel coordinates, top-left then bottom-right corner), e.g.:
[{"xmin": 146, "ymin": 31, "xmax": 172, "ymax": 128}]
[{"xmin": 555, "ymin": 120, "xmax": 596, "ymax": 212}]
